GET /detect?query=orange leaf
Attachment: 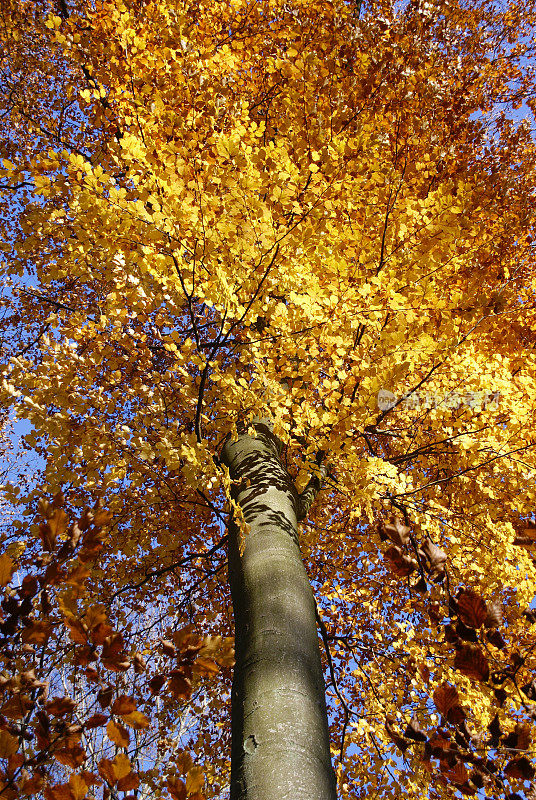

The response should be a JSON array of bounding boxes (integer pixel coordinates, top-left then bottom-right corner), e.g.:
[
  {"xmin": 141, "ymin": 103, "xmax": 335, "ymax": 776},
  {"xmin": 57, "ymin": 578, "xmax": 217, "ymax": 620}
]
[
  {"xmin": 433, "ymin": 683, "xmax": 464, "ymax": 723},
  {"xmin": 107, "ymin": 720, "xmax": 130, "ymax": 747},
  {"xmin": 0, "ymin": 554, "xmax": 15, "ymax": 587},
  {"xmin": 117, "ymin": 772, "xmax": 139, "ymax": 792},
  {"xmin": 122, "ymin": 710, "xmax": 150, "ymax": 730},
  {"xmin": 112, "ymin": 753, "xmax": 131, "ymax": 780},
  {"xmin": 111, "ymin": 695, "xmax": 137, "ymax": 715},
  {"xmin": 68, "ymin": 775, "xmax": 88, "ymax": 800},
  {"xmin": 166, "ymin": 777, "xmax": 187, "ymax": 800},
  {"xmin": 98, "ymin": 757, "xmax": 116, "ymax": 785},
  {"xmin": 46, "ymin": 696, "xmax": 77, "ymax": 716},
  {"xmin": 22, "ymin": 620, "xmax": 53, "ymax": 645},
  {"xmin": 193, "ymin": 657, "xmax": 219, "ymax": 677}
]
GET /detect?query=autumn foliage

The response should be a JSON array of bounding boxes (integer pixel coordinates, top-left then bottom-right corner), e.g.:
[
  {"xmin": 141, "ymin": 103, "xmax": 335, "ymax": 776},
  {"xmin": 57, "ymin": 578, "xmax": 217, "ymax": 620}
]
[{"xmin": 1, "ymin": 0, "xmax": 536, "ymax": 796}]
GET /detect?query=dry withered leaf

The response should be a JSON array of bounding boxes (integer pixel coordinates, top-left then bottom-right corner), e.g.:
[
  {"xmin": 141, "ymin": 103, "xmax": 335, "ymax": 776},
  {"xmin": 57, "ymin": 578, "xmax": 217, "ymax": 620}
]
[
  {"xmin": 166, "ymin": 777, "xmax": 187, "ymax": 800},
  {"xmin": 404, "ymin": 716, "xmax": 427, "ymax": 742},
  {"xmin": 456, "ymin": 620, "xmax": 478, "ymax": 643},
  {"xmin": 384, "ymin": 545, "xmax": 417, "ymax": 577},
  {"xmin": 419, "ymin": 539, "xmax": 447, "ymax": 578},
  {"xmin": 107, "ymin": 720, "xmax": 130, "ymax": 748},
  {"xmin": 433, "ymin": 684, "xmax": 460, "ymax": 717},
  {"xmin": 85, "ymin": 713, "xmax": 108, "ymax": 729},
  {"xmin": 505, "ymin": 757, "xmax": 535, "ymax": 781},
  {"xmin": 484, "ymin": 600, "xmax": 503, "ymax": 628},
  {"xmin": 457, "ymin": 589, "xmax": 487, "ymax": 628},
  {"xmin": 385, "ymin": 718, "xmax": 410, "ymax": 754},
  {"xmin": 97, "ymin": 685, "xmax": 114, "ymax": 709},
  {"xmin": 486, "ymin": 629, "xmax": 506, "ymax": 650},
  {"xmin": 454, "ymin": 644, "xmax": 489, "ymax": 682},
  {"xmin": 381, "ymin": 516, "xmax": 411, "ymax": 547},
  {"xmin": 46, "ymin": 696, "xmax": 77, "ymax": 716},
  {"xmin": 488, "ymin": 713, "xmax": 503, "ymax": 746},
  {"xmin": 111, "ymin": 695, "xmax": 137, "ymax": 716},
  {"xmin": 148, "ymin": 675, "xmax": 167, "ymax": 695}
]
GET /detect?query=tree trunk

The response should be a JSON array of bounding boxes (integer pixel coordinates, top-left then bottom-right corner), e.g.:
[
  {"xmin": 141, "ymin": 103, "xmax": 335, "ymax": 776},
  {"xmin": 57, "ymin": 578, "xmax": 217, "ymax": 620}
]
[{"xmin": 221, "ymin": 421, "xmax": 337, "ymax": 800}]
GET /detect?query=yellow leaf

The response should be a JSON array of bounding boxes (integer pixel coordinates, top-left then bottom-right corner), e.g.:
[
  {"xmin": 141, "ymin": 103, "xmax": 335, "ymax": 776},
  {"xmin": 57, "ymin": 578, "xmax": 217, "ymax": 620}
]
[
  {"xmin": 93, "ymin": 509, "xmax": 113, "ymax": 527},
  {"xmin": 68, "ymin": 774, "xmax": 88, "ymax": 800},
  {"xmin": 0, "ymin": 553, "xmax": 15, "ymax": 586},
  {"xmin": 113, "ymin": 753, "xmax": 131, "ymax": 780},
  {"xmin": 48, "ymin": 508, "xmax": 68, "ymax": 538},
  {"xmin": 107, "ymin": 720, "xmax": 130, "ymax": 747},
  {"xmin": 122, "ymin": 710, "xmax": 150, "ymax": 729},
  {"xmin": 186, "ymin": 765, "xmax": 204, "ymax": 795}
]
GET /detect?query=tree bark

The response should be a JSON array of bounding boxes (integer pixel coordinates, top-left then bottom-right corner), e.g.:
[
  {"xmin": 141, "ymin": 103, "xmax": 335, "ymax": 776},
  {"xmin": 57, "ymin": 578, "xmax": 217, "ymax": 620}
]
[{"xmin": 221, "ymin": 421, "xmax": 336, "ymax": 800}]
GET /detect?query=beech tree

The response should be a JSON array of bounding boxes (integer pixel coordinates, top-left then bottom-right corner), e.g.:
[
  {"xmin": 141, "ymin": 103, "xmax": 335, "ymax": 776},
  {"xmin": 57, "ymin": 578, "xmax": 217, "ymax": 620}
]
[{"xmin": 2, "ymin": 0, "xmax": 536, "ymax": 798}]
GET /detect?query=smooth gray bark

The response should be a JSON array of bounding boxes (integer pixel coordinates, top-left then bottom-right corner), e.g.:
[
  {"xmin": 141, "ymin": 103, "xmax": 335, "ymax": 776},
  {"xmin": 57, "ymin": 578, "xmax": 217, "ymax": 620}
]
[{"xmin": 221, "ymin": 421, "xmax": 336, "ymax": 800}]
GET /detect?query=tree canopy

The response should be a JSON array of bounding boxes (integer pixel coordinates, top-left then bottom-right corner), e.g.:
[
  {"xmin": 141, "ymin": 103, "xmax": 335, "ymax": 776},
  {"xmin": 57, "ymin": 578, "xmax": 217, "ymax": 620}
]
[{"xmin": 2, "ymin": 0, "xmax": 536, "ymax": 797}]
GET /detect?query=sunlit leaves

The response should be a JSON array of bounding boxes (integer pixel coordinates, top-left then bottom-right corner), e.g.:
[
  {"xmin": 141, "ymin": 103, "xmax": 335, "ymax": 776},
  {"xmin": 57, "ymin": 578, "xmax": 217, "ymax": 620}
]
[{"xmin": 2, "ymin": 0, "xmax": 536, "ymax": 798}]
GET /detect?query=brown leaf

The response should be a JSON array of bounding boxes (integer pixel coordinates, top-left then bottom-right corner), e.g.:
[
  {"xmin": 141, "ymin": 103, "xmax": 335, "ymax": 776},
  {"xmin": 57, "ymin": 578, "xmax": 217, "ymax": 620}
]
[
  {"xmin": 185, "ymin": 766, "xmax": 204, "ymax": 794},
  {"xmin": 488, "ymin": 712, "xmax": 503, "ymax": 738},
  {"xmin": 166, "ymin": 777, "xmax": 187, "ymax": 800},
  {"xmin": 404, "ymin": 716, "xmax": 427, "ymax": 742},
  {"xmin": 486, "ymin": 629, "xmax": 506, "ymax": 650},
  {"xmin": 46, "ymin": 696, "xmax": 77, "ymax": 716},
  {"xmin": 192, "ymin": 657, "xmax": 219, "ymax": 677},
  {"xmin": 515, "ymin": 723, "xmax": 532, "ymax": 751},
  {"xmin": 21, "ymin": 620, "xmax": 53, "ymax": 645},
  {"xmin": 117, "ymin": 772, "xmax": 139, "ymax": 792},
  {"xmin": 457, "ymin": 589, "xmax": 487, "ymax": 628},
  {"xmin": 433, "ymin": 683, "xmax": 465, "ymax": 724},
  {"xmin": 381, "ymin": 516, "xmax": 411, "ymax": 546},
  {"xmin": 504, "ymin": 723, "xmax": 532, "ymax": 751},
  {"xmin": 0, "ymin": 730, "xmax": 18, "ymax": 758},
  {"xmin": 19, "ymin": 574, "xmax": 39, "ymax": 598},
  {"xmin": 111, "ymin": 695, "xmax": 137, "ymax": 716},
  {"xmin": 54, "ymin": 743, "xmax": 86, "ymax": 768},
  {"xmin": 65, "ymin": 619, "xmax": 88, "ymax": 645},
  {"xmin": 459, "ymin": 781, "xmax": 477, "ymax": 796},
  {"xmin": 1, "ymin": 694, "xmax": 33, "ymax": 719},
  {"xmin": 420, "ymin": 539, "xmax": 447, "ymax": 576},
  {"xmin": 68, "ymin": 775, "xmax": 88, "ymax": 800},
  {"xmin": 168, "ymin": 673, "xmax": 192, "ymax": 701},
  {"xmin": 456, "ymin": 620, "xmax": 478, "ymax": 642},
  {"xmin": 454, "ymin": 644, "xmax": 490, "ymax": 682},
  {"xmin": 447, "ymin": 761, "xmax": 469, "ymax": 785},
  {"xmin": 160, "ymin": 639, "xmax": 177, "ymax": 657},
  {"xmin": 93, "ymin": 509, "xmax": 113, "ymax": 527},
  {"xmin": 98, "ymin": 758, "xmax": 116, "ymax": 786},
  {"xmin": 505, "ymin": 757, "xmax": 535, "ymax": 780},
  {"xmin": 91, "ymin": 623, "xmax": 114, "ymax": 646},
  {"xmin": 484, "ymin": 601, "xmax": 503, "ymax": 628},
  {"xmin": 0, "ymin": 554, "xmax": 15, "ymax": 587},
  {"xmin": 148, "ymin": 675, "xmax": 167, "ymax": 695},
  {"xmin": 384, "ymin": 545, "xmax": 417, "ymax": 577},
  {"xmin": 85, "ymin": 713, "xmax": 108, "ymax": 729},
  {"xmin": 97, "ymin": 685, "xmax": 114, "ymax": 709},
  {"xmin": 112, "ymin": 753, "xmax": 131, "ymax": 780},
  {"xmin": 44, "ymin": 784, "xmax": 75, "ymax": 800},
  {"xmin": 385, "ymin": 718, "xmax": 410, "ymax": 753},
  {"xmin": 133, "ymin": 653, "xmax": 146, "ymax": 673}
]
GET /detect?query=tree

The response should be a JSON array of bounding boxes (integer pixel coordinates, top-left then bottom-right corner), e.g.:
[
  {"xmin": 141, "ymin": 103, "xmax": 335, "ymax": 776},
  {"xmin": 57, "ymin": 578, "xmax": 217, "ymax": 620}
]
[{"xmin": 1, "ymin": 0, "xmax": 536, "ymax": 797}]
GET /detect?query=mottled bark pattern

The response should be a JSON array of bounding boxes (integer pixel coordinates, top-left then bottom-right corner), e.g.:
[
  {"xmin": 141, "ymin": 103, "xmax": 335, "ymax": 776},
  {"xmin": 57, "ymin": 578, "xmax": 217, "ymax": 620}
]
[{"xmin": 222, "ymin": 421, "xmax": 336, "ymax": 800}]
